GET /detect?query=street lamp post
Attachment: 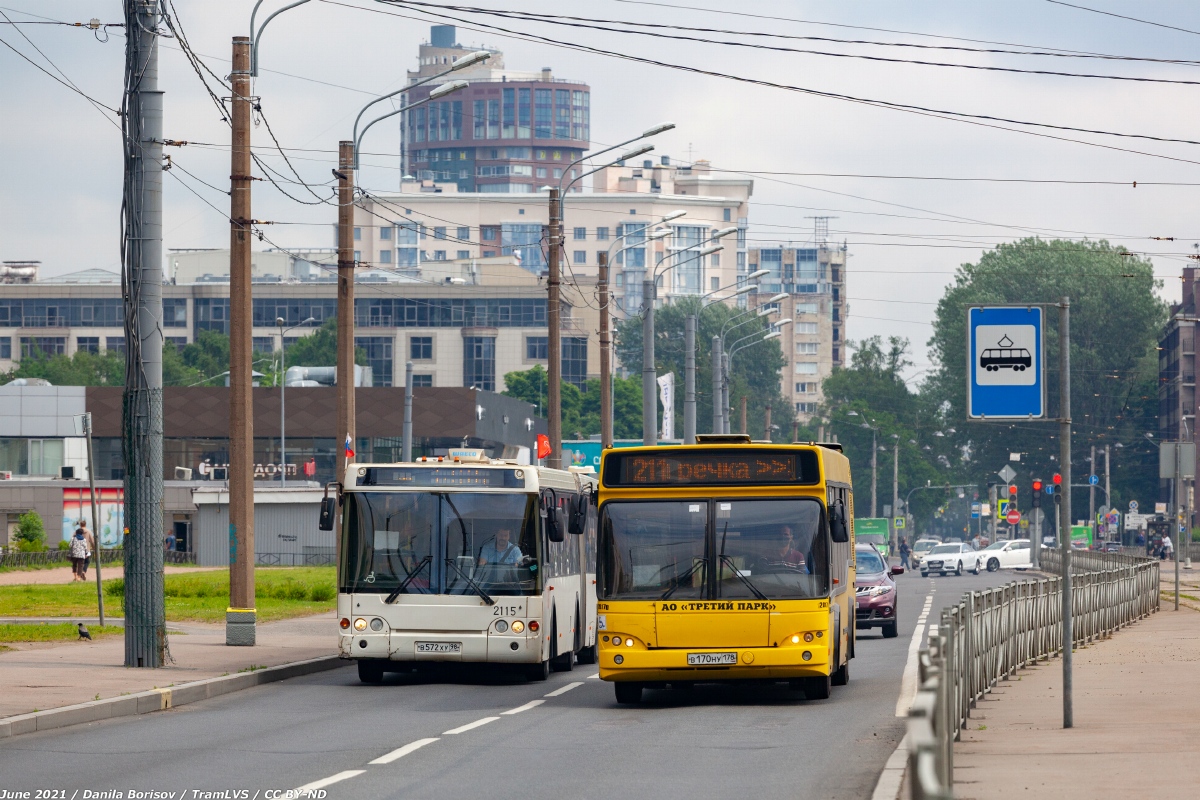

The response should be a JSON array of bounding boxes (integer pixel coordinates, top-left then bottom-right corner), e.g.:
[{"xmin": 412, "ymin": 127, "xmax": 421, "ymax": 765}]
[{"xmin": 276, "ymin": 316, "xmax": 316, "ymax": 487}]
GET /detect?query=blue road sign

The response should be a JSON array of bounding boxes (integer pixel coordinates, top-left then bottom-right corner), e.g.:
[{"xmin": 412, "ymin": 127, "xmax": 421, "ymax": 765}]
[
  {"xmin": 1129, "ymin": 500, "xmax": 1138, "ymax": 511},
  {"xmin": 1089, "ymin": 474, "xmax": 1099, "ymax": 485},
  {"xmin": 1045, "ymin": 484, "xmax": 1055, "ymax": 495},
  {"xmin": 967, "ymin": 306, "xmax": 1045, "ymax": 419}
]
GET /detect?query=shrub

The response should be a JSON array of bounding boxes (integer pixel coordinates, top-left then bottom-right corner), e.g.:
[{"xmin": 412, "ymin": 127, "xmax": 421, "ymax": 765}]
[
  {"xmin": 57, "ymin": 540, "xmax": 70, "ymax": 551},
  {"xmin": 14, "ymin": 511, "xmax": 46, "ymax": 551},
  {"xmin": 309, "ymin": 584, "xmax": 335, "ymax": 602},
  {"xmin": 105, "ymin": 578, "xmax": 125, "ymax": 597}
]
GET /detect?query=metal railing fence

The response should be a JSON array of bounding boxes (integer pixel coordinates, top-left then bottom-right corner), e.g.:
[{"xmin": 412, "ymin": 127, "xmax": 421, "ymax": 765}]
[
  {"xmin": 0, "ymin": 549, "xmax": 197, "ymax": 568},
  {"xmin": 907, "ymin": 550, "xmax": 1159, "ymax": 799}
]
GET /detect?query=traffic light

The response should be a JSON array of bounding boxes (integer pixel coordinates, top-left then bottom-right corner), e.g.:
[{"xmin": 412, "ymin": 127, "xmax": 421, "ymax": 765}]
[
  {"xmin": 1053, "ymin": 473, "xmax": 1062, "ymax": 505},
  {"xmin": 1032, "ymin": 479, "xmax": 1042, "ymax": 509},
  {"xmin": 1008, "ymin": 483, "xmax": 1018, "ymax": 511}
]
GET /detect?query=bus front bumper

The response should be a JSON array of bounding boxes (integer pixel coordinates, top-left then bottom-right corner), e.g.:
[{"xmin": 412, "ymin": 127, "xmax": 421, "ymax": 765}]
[
  {"xmin": 598, "ymin": 643, "xmax": 830, "ymax": 682},
  {"xmin": 339, "ymin": 630, "xmax": 543, "ymax": 664}
]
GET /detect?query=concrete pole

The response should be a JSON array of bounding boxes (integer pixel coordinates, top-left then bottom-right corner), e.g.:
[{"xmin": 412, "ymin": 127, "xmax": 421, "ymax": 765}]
[
  {"xmin": 336, "ymin": 142, "xmax": 356, "ymax": 491},
  {"xmin": 225, "ymin": 35, "xmax": 256, "ymax": 647},
  {"xmin": 711, "ymin": 336, "xmax": 722, "ymax": 435},
  {"xmin": 547, "ymin": 188, "xmax": 563, "ymax": 467},
  {"xmin": 892, "ymin": 440, "xmax": 900, "ymax": 553},
  {"xmin": 599, "ymin": 253, "xmax": 613, "ymax": 449},
  {"xmin": 279, "ymin": 323, "xmax": 286, "ymax": 488},
  {"xmin": 83, "ymin": 412, "xmax": 104, "ymax": 626},
  {"xmin": 1089, "ymin": 444, "xmax": 1095, "ymax": 534},
  {"xmin": 1105, "ymin": 444, "xmax": 1111, "ymax": 545},
  {"xmin": 402, "ymin": 361, "xmax": 413, "ymax": 462},
  {"xmin": 1059, "ymin": 297, "xmax": 1073, "ymax": 729},
  {"xmin": 722, "ymin": 351, "xmax": 730, "ymax": 434},
  {"xmin": 870, "ymin": 428, "xmax": 877, "ymax": 518},
  {"xmin": 740, "ymin": 396, "xmax": 748, "ymax": 435},
  {"xmin": 990, "ymin": 484, "xmax": 998, "ymax": 543},
  {"xmin": 684, "ymin": 314, "xmax": 696, "ymax": 444},
  {"xmin": 642, "ymin": 278, "xmax": 656, "ymax": 445},
  {"xmin": 763, "ymin": 404, "xmax": 771, "ymax": 442},
  {"xmin": 1175, "ymin": 441, "xmax": 1181, "ymax": 610}
]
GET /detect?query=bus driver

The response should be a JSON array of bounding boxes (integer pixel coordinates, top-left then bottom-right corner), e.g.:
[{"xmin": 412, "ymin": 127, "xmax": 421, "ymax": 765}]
[
  {"xmin": 478, "ymin": 526, "xmax": 523, "ymax": 567},
  {"xmin": 768, "ymin": 525, "xmax": 807, "ymax": 572}
]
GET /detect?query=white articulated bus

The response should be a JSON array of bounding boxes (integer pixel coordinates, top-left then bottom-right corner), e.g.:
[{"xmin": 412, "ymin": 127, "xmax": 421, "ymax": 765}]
[{"xmin": 320, "ymin": 453, "xmax": 598, "ymax": 683}]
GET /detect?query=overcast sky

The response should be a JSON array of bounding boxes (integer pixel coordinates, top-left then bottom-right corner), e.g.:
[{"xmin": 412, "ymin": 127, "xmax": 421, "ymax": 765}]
[{"xmin": 4, "ymin": 0, "xmax": 1200, "ymax": 381}]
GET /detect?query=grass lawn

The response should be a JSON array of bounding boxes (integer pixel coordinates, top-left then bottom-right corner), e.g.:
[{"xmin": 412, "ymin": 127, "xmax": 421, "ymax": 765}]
[
  {"xmin": 0, "ymin": 567, "xmax": 336, "ymax": 624},
  {"xmin": 0, "ymin": 622, "xmax": 122, "ymax": 645}
]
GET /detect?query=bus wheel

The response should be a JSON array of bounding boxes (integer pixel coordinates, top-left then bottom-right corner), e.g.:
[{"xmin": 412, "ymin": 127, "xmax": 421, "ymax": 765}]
[
  {"xmin": 804, "ymin": 674, "xmax": 831, "ymax": 700},
  {"xmin": 526, "ymin": 658, "xmax": 551, "ymax": 682},
  {"xmin": 614, "ymin": 682, "xmax": 643, "ymax": 704},
  {"xmin": 357, "ymin": 659, "xmax": 385, "ymax": 684},
  {"xmin": 577, "ymin": 643, "xmax": 598, "ymax": 665},
  {"xmin": 831, "ymin": 654, "xmax": 849, "ymax": 686},
  {"xmin": 551, "ymin": 617, "xmax": 574, "ymax": 672}
]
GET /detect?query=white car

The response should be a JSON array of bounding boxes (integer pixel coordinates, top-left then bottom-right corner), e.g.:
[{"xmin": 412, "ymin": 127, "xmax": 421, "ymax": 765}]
[
  {"xmin": 919, "ymin": 542, "xmax": 976, "ymax": 577},
  {"xmin": 911, "ymin": 538, "xmax": 940, "ymax": 560},
  {"xmin": 973, "ymin": 539, "xmax": 1032, "ymax": 573}
]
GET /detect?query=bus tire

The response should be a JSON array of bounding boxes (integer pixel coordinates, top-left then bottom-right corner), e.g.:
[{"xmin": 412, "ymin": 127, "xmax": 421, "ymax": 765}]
[
  {"xmin": 550, "ymin": 617, "xmax": 574, "ymax": 672},
  {"xmin": 614, "ymin": 682, "xmax": 643, "ymax": 704},
  {"xmin": 526, "ymin": 658, "xmax": 551, "ymax": 682},
  {"xmin": 804, "ymin": 674, "xmax": 831, "ymax": 700},
  {"xmin": 831, "ymin": 655, "xmax": 849, "ymax": 686},
  {"xmin": 357, "ymin": 659, "xmax": 385, "ymax": 684},
  {"xmin": 577, "ymin": 643, "xmax": 598, "ymax": 665}
]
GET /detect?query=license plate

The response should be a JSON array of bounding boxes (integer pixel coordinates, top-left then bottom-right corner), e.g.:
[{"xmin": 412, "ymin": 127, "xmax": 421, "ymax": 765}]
[
  {"xmin": 687, "ymin": 652, "xmax": 737, "ymax": 666},
  {"xmin": 415, "ymin": 642, "xmax": 462, "ymax": 653}
]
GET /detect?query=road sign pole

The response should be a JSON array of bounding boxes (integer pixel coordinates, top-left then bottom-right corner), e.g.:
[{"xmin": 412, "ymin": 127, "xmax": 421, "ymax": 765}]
[{"xmin": 1058, "ymin": 297, "xmax": 1073, "ymax": 730}]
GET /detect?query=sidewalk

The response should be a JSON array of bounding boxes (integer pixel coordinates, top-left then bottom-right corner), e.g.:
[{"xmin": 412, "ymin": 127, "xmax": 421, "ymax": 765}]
[
  {"xmin": 0, "ymin": 611, "xmax": 339, "ymax": 718},
  {"xmin": 0, "ymin": 564, "xmax": 220, "ymax": 586},
  {"xmin": 953, "ymin": 598, "xmax": 1199, "ymax": 799}
]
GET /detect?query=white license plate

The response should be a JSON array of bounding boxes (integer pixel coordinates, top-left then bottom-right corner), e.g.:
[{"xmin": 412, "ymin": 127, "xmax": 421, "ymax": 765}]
[
  {"xmin": 416, "ymin": 642, "xmax": 462, "ymax": 653},
  {"xmin": 687, "ymin": 652, "xmax": 738, "ymax": 666}
]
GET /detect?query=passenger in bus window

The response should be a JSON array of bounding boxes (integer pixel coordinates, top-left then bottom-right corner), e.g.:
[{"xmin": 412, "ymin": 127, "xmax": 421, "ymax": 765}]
[{"xmin": 478, "ymin": 526, "xmax": 523, "ymax": 566}]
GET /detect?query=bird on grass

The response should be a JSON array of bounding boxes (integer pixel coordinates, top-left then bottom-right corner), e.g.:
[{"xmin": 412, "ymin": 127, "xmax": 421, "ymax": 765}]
[{"xmin": 77, "ymin": 623, "xmax": 92, "ymax": 641}]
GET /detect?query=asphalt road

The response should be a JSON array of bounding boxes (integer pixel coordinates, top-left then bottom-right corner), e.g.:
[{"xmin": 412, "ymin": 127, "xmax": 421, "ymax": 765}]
[{"xmin": 0, "ymin": 568, "xmax": 1019, "ymax": 800}]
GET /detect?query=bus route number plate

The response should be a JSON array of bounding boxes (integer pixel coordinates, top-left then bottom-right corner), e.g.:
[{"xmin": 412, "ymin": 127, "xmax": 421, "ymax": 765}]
[
  {"xmin": 416, "ymin": 642, "xmax": 462, "ymax": 653},
  {"xmin": 687, "ymin": 652, "xmax": 737, "ymax": 666}
]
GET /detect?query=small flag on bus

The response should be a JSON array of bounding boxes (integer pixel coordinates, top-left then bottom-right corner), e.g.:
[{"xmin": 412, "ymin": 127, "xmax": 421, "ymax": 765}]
[
  {"xmin": 536, "ymin": 434, "xmax": 551, "ymax": 460},
  {"xmin": 344, "ymin": 434, "xmax": 355, "ymax": 458}
]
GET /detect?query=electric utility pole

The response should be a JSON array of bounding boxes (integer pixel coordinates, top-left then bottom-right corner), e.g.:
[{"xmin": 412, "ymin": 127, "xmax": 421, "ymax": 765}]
[
  {"xmin": 121, "ymin": 0, "xmax": 166, "ymax": 668},
  {"xmin": 337, "ymin": 141, "xmax": 356, "ymax": 483},
  {"xmin": 1058, "ymin": 297, "xmax": 1074, "ymax": 729},
  {"xmin": 599, "ymin": 252, "xmax": 613, "ymax": 449},
  {"xmin": 547, "ymin": 188, "xmax": 563, "ymax": 467}
]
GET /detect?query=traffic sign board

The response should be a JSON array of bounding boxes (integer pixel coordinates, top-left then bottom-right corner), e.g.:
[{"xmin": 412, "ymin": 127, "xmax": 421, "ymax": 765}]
[
  {"xmin": 894, "ymin": 517, "xmax": 906, "ymax": 529},
  {"xmin": 1006, "ymin": 508, "xmax": 1021, "ymax": 525},
  {"xmin": 1129, "ymin": 500, "xmax": 1138, "ymax": 511},
  {"xmin": 967, "ymin": 306, "xmax": 1045, "ymax": 419},
  {"xmin": 1089, "ymin": 474, "xmax": 1099, "ymax": 485},
  {"xmin": 997, "ymin": 464, "xmax": 1017, "ymax": 484}
]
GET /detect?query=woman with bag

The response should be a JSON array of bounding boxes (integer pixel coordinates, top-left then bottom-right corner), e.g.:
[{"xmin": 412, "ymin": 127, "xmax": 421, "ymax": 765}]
[{"xmin": 69, "ymin": 522, "xmax": 89, "ymax": 581}]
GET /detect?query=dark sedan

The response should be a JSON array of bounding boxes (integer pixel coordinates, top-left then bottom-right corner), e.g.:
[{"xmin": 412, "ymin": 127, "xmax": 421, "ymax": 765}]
[{"xmin": 855, "ymin": 544, "xmax": 902, "ymax": 638}]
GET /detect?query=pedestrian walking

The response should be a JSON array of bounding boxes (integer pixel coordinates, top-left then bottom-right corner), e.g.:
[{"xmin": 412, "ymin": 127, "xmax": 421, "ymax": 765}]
[
  {"xmin": 78, "ymin": 520, "xmax": 95, "ymax": 580},
  {"xmin": 898, "ymin": 537, "xmax": 911, "ymax": 572},
  {"xmin": 69, "ymin": 522, "xmax": 89, "ymax": 582},
  {"xmin": 1162, "ymin": 533, "xmax": 1174, "ymax": 561}
]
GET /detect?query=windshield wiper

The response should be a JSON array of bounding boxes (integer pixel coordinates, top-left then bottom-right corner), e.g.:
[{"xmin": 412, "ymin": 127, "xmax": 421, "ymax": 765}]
[
  {"xmin": 719, "ymin": 554, "xmax": 767, "ymax": 601},
  {"xmin": 385, "ymin": 555, "xmax": 431, "ymax": 603},
  {"xmin": 445, "ymin": 558, "xmax": 495, "ymax": 605},
  {"xmin": 660, "ymin": 558, "xmax": 707, "ymax": 600}
]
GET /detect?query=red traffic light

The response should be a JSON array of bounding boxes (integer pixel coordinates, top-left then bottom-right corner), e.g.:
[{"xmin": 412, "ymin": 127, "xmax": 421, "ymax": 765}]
[
  {"xmin": 1052, "ymin": 473, "xmax": 1062, "ymax": 485},
  {"xmin": 1032, "ymin": 479, "xmax": 1043, "ymax": 492},
  {"xmin": 1008, "ymin": 484, "xmax": 1018, "ymax": 496}
]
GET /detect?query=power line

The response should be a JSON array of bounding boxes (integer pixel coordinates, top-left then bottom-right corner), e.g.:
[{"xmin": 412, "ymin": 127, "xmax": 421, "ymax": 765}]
[
  {"xmin": 1045, "ymin": 0, "xmax": 1200, "ymax": 37},
  {"xmin": 0, "ymin": 27, "xmax": 120, "ymax": 116}
]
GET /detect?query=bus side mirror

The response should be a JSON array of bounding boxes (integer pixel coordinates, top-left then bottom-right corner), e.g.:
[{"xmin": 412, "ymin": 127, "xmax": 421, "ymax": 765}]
[
  {"xmin": 568, "ymin": 495, "xmax": 587, "ymax": 536},
  {"xmin": 830, "ymin": 502, "xmax": 849, "ymax": 543},
  {"xmin": 318, "ymin": 482, "xmax": 340, "ymax": 531},
  {"xmin": 543, "ymin": 490, "xmax": 565, "ymax": 543}
]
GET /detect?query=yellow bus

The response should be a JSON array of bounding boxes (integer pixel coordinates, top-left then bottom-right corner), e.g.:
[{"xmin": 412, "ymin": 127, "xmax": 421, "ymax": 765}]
[{"xmin": 596, "ymin": 435, "xmax": 855, "ymax": 704}]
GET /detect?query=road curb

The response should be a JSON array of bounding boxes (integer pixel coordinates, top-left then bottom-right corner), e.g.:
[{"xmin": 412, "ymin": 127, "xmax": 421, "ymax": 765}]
[{"xmin": 0, "ymin": 654, "xmax": 348, "ymax": 740}]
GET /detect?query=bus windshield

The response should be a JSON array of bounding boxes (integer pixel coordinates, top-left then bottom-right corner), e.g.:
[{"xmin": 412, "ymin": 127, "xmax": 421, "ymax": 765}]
[
  {"xmin": 599, "ymin": 497, "xmax": 829, "ymax": 601},
  {"xmin": 340, "ymin": 491, "xmax": 539, "ymax": 596}
]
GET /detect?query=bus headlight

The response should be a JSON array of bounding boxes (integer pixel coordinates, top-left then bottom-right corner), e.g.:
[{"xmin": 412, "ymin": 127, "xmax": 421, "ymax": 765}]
[
  {"xmin": 496, "ymin": 620, "xmax": 510, "ymax": 633},
  {"xmin": 369, "ymin": 618, "xmax": 384, "ymax": 632},
  {"xmin": 353, "ymin": 618, "xmax": 367, "ymax": 631},
  {"xmin": 804, "ymin": 632, "xmax": 815, "ymax": 643},
  {"xmin": 802, "ymin": 651, "xmax": 812, "ymax": 661},
  {"xmin": 612, "ymin": 636, "xmax": 622, "ymax": 646},
  {"xmin": 511, "ymin": 620, "xmax": 525, "ymax": 634},
  {"xmin": 614, "ymin": 654, "xmax": 624, "ymax": 665}
]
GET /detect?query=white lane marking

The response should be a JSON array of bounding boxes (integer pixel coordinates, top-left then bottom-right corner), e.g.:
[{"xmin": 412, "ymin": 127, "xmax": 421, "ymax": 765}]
[
  {"xmin": 294, "ymin": 770, "xmax": 365, "ymax": 793},
  {"xmin": 895, "ymin": 592, "xmax": 934, "ymax": 718},
  {"xmin": 369, "ymin": 737, "xmax": 439, "ymax": 765},
  {"xmin": 587, "ymin": 672, "xmax": 601, "ymax": 680},
  {"xmin": 870, "ymin": 733, "xmax": 909, "ymax": 800},
  {"xmin": 545, "ymin": 681, "xmax": 584, "ymax": 697},
  {"xmin": 502, "ymin": 699, "xmax": 545, "ymax": 715},
  {"xmin": 444, "ymin": 716, "xmax": 500, "ymax": 735}
]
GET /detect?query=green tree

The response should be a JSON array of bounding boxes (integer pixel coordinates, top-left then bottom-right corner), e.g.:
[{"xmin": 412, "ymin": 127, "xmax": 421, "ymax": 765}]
[
  {"xmin": 1, "ymin": 349, "xmax": 124, "ymax": 386},
  {"xmin": 15, "ymin": 510, "xmax": 47, "ymax": 552},
  {"xmin": 616, "ymin": 297, "xmax": 794, "ymax": 441},
  {"xmin": 282, "ymin": 319, "xmax": 367, "ymax": 371},
  {"xmin": 502, "ymin": 365, "xmax": 643, "ymax": 440},
  {"xmin": 924, "ymin": 238, "xmax": 1166, "ymax": 514}
]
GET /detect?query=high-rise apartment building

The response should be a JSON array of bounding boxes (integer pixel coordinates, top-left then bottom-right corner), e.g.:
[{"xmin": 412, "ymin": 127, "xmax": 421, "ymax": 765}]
[
  {"xmin": 746, "ymin": 242, "xmax": 847, "ymax": 422},
  {"xmin": 1158, "ymin": 267, "xmax": 1198, "ymax": 516},
  {"xmin": 401, "ymin": 26, "xmax": 590, "ymax": 194}
]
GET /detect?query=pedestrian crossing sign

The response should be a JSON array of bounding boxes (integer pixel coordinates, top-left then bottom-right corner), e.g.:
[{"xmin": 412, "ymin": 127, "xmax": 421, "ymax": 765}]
[{"xmin": 894, "ymin": 517, "xmax": 906, "ymax": 529}]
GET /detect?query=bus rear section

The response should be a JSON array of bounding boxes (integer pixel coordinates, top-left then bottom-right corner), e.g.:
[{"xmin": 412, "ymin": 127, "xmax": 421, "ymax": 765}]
[
  {"xmin": 329, "ymin": 461, "xmax": 597, "ymax": 683},
  {"xmin": 595, "ymin": 441, "xmax": 855, "ymax": 704}
]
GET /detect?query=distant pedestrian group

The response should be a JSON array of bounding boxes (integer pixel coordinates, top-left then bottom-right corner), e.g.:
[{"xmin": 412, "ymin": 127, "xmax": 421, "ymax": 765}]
[{"xmin": 69, "ymin": 520, "xmax": 95, "ymax": 582}]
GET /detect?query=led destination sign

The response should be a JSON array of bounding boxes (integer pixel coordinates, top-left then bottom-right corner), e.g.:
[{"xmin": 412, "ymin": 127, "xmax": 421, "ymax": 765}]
[
  {"xmin": 604, "ymin": 449, "xmax": 819, "ymax": 487},
  {"xmin": 358, "ymin": 467, "xmax": 525, "ymax": 488}
]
